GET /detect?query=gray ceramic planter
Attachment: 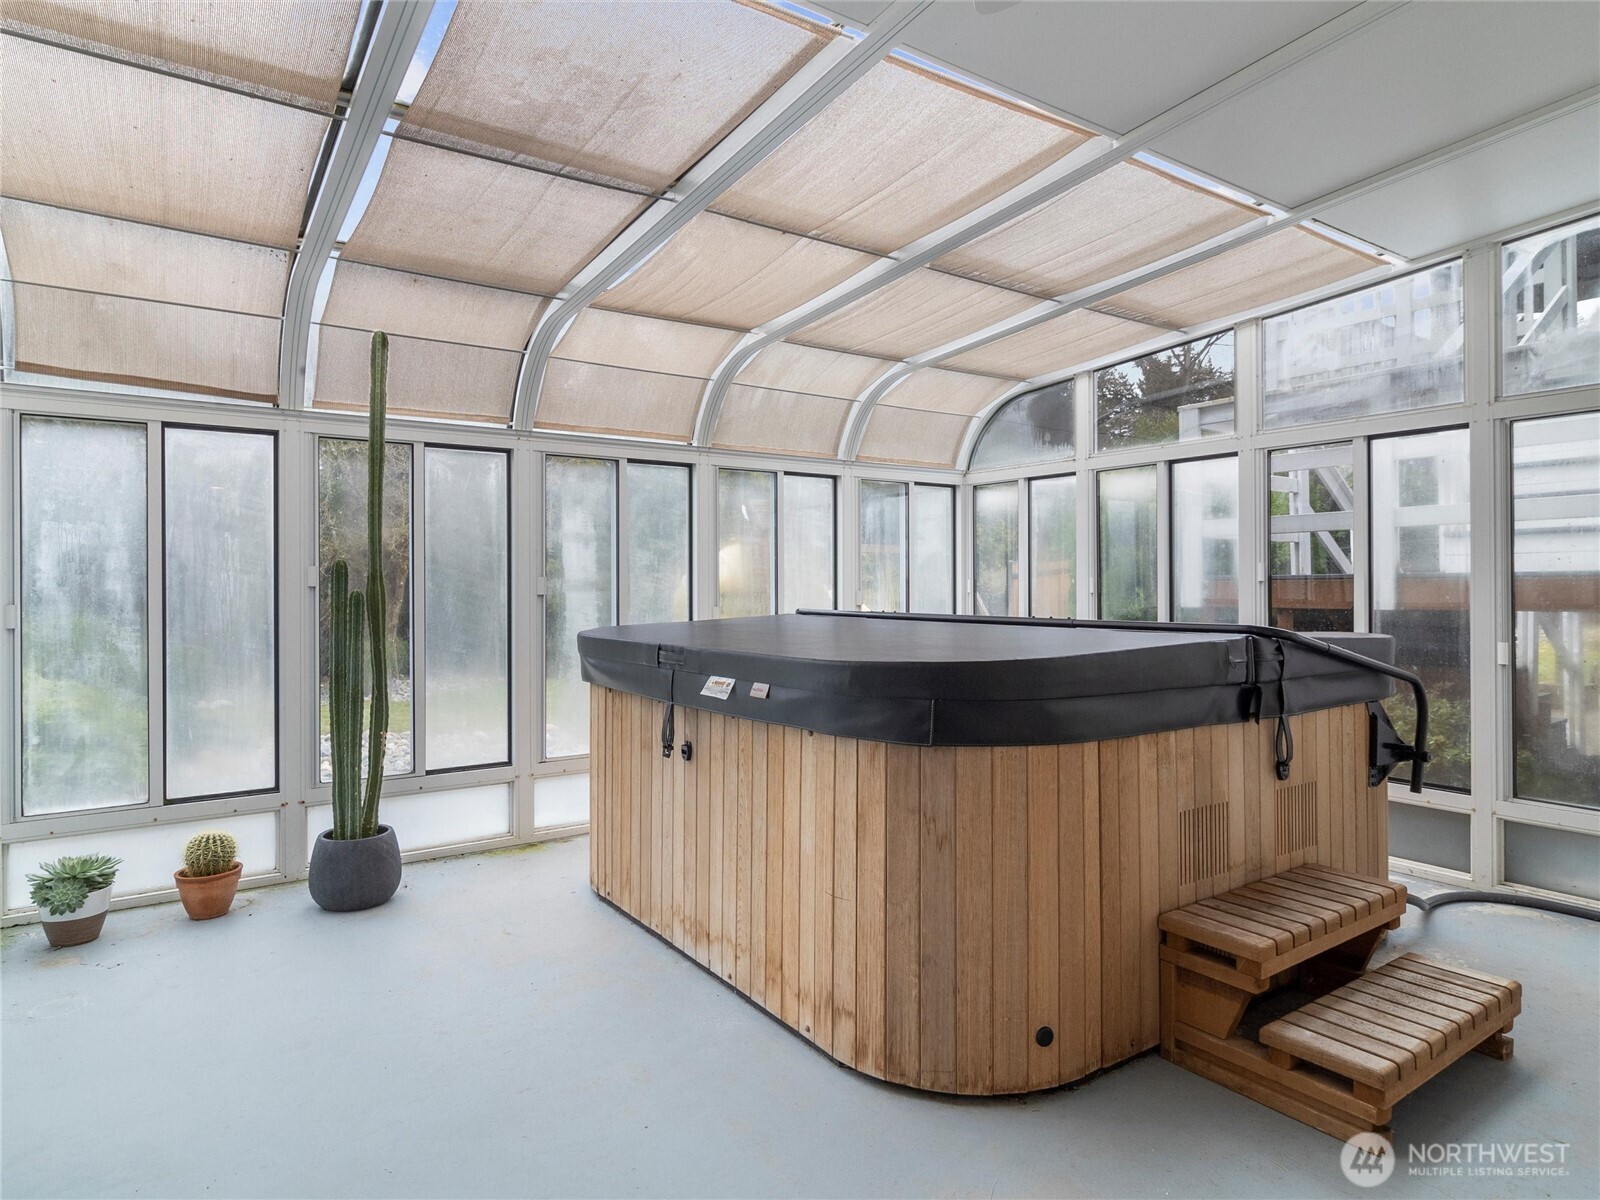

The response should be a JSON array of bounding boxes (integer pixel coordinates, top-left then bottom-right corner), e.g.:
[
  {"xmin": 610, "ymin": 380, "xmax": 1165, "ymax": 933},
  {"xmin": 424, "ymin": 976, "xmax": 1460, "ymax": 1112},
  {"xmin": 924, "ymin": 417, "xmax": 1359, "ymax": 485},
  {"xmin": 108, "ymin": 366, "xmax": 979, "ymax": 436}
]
[{"xmin": 308, "ymin": 825, "xmax": 402, "ymax": 912}]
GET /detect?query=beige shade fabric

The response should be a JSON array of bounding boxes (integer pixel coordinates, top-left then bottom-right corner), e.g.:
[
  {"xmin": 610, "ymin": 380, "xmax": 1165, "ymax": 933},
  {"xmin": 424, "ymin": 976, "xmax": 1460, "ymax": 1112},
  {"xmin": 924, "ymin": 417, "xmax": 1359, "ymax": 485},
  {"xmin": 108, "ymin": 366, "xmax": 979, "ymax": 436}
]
[
  {"xmin": 596, "ymin": 211, "xmax": 878, "ymax": 329},
  {"xmin": 536, "ymin": 359, "xmax": 705, "ymax": 442},
  {"xmin": 879, "ymin": 368, "xmax": 1014, "ymax": 417},
  {"xmin": 2, "ymin": 0, "xmax": 360, "ymax": 109},
  {"xmin": 1, "ymin": 35, "xmax": 328, "ymax": 246},
  {"xmin": 942, "ymin": 307, "xmax": 1156, "ymax": 380},
  {"xmin": 11, "ymin": 282, "xmax": 279, "ymax": 401},
  {"xmin": 713, "ymin": 59, "xmax": 1090, "ymax": 254},
  {"xmin": 320, "ymin": 260, "xmax": 546, "ymax": 350},
  {"xmin": 340, "ymin": 138, "xmax": 648, "ymax": 295},
  {"xmin": 791, "ymin": 268, "xmax": 1039, "ymax": 361},
  {"xmin": 856, "ymin": 403, "xmax": 972, "ymax": 467},
  {"xmin": 713, "ymin": 385, "xmax": 854, "ymax": 458},
  {"xmin": 733, "ymin": 341, "xmax": 894, "ymax": 399},
  {"xmin": 398, "ymin": 0, "xmax": 830, "ymax": 191},
  {"xmin": 551, "ymin": 308, "xmax": 744, "ymax": 377},
  {"xmin": 1, "ymin": 198, "xmax": 288, "ymax": 314},
  {"xmin": 312, "ymin": 323, "xmax": 520, "ymax": 424},
  {"xmin": 934, "ymin": 161, "xmax": 1260, "ymax": 299},
  {"xmin": 1102, "ymin": 226, "xmax": 1382, "ymax": 329}
]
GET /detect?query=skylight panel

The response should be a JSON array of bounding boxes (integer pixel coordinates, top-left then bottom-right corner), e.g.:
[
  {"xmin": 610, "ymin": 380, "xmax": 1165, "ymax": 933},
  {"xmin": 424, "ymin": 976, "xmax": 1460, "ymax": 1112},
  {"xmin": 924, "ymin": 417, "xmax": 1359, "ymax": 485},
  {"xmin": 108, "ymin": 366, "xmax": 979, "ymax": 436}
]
[
  {"xmin": 880, "ymin": 368, "xmax": 1014, "ymax": 417},
  {"xmin": 789, "ymin": 268, "xmax": 1039, "ymax": 361},
  {"xmin": 941, "ymin": 308, "xmax": 1156, "ymax": 380},
  {"xmin": 713, "ymin": 342, "xmax": 897, "ymax": 458},
  {"xmin": 856, "ymin": 404, "xmax": 973, "ymax": 467},
  {"xmin": 733, "ymin": 342, "xmax": 894, "ymax": 398}
]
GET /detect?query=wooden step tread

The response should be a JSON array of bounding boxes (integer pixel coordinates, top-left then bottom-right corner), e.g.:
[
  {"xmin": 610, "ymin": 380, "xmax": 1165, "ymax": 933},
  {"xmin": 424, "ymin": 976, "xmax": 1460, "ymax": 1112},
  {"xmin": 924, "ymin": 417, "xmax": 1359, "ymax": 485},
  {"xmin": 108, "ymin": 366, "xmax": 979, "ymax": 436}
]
[
  {"xmin": 1259, "ymin": 954, "xmax": 1521, "ymax": 1090},
  {"xmin": 1159, "ymin": 866, "xmax": 1407, "ymax": 963}
]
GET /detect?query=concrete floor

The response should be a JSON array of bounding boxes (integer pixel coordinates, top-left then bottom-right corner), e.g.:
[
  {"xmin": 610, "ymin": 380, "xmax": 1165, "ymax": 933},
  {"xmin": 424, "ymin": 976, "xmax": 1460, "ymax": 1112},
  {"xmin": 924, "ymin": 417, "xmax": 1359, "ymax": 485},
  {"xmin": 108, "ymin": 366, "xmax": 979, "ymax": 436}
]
[{"xmin": 3, "ymin": 837, "xmax": 1596, "ymax": 1200}]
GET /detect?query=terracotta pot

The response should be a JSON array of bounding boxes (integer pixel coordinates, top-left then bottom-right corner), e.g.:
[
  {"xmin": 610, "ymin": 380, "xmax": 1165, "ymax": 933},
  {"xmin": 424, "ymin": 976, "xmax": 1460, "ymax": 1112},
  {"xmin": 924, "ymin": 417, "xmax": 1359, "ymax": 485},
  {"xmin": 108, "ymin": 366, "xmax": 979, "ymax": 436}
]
[
  {"xmin": 174, "ymin": 861, "xmax": 242, "ymax": 921},
  {"xmin": 41, "ymin": 885, "xmax": 110, "ymax": 948}
]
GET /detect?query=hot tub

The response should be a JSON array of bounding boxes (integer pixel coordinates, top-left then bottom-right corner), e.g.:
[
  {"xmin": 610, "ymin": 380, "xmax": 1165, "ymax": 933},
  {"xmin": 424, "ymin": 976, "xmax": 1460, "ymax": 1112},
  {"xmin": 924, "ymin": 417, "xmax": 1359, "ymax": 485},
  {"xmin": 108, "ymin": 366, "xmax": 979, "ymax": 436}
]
[{"xmin": 578, "ymin": 611, "xmax": 1417, "ymax": 1095}]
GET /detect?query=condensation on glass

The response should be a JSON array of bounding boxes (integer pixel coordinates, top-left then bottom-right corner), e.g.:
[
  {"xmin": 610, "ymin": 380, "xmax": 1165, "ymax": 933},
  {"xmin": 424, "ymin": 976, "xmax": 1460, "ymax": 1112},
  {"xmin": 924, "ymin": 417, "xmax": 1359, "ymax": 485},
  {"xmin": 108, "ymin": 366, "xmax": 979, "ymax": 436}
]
[
  {"xmin": 780, "ymin": 474, "xmax": 835, "ymax": 613},
  {"xmin": 910, "ymin": 484, "xmax": 956, "ymax": 615},
  {"xmin": 1095, "ymin": 332, "xmax": 1234, "ymax": 452},
  {"xmin": 626, "ymin": 462, "xmax": 691, "ymax": 624},
  {"xmin": 1264, "ymin": 262, "xmax": 1464, "ymax": 428},
  {"xmin": 969, "ymin": 380, "xmax": 1075, "ymax": 472},
  {"xmin": 1029, "ymin": 475, "xmax": 1076, "ymax": 618},
  {"xmin": 717, "ymin": 468, "xmax": 776, "ymax": 618},
  {"xmin": 1511, "ymin": 412, "xmax": 1599, "ymax": 808},
  {"xmin": 1098, "ymin": 466, "xmax": 1158, "ymax": 621},
  {"xmin": 165, "ymin": 427, "xmax": 276, "ymax": 799},
  {"xmin": 973, "ymin": 482, "xmax": 1020, "ymax": 617},
  {"xmin": 20, "ymin": 417, "xmax": 149, "ymax": 815},
  {"xmin": 860, "ymin": 480, "xmax": 907, "ymax": 612},
  {"xmin": 1269, "ymin": 442, "xmax": 1354, "ymax": 632},
  {"xmin": 1503, "ymin": 215, "xmax": 1599, "ymax": 397},
  {"xmin": 1371, "ymin": 429, "xmax": 1470, "ymax": 791},
  {"xmin": 424, "ymin": 448, "xmax": 510, "ymax": 772},
  {"xmin": 1172, "ymin": 456, "xmax": 1239, "ymax": 624},
  {"xmin": 317, "ymin": 438, "xmax": 413, "ymax": 781},
  {"xmin": 544, "ymin": 457, "xmax": 616, "ymax": 759}
]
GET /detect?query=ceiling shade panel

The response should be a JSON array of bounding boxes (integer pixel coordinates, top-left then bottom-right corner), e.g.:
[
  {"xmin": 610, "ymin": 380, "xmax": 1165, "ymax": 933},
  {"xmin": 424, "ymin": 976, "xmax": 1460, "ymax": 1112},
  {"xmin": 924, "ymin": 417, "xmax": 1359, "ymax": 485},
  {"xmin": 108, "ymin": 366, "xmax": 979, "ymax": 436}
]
[
  {"xmin": 1100, "ymin": 226, "xmax": 1381, "ymax": 329},
  {"xmin": 712, "ymin": 59, "xmax": 1091, "ymax": 254},
  {"xmin": 880, "ymin": 368, "xmax": 1014, "ymax": 417},
  {"xmin": 1, "ymin": 198, "xmax": 288, "ymax": 314},
  {"xmin": 791, "ymin": 268, "xmax": 1039, "ymax": 360},
  {"xmin": 934, "ymin": 161, "xmax": 1260, "ymax": 299},
  {"xmin": 536, "ymin": 360, "xmax": 706, "ymax": 443},
  {"xmin": 339, "ymin": 138, "xmax": 647, "ymax": 295},
  {"xmin": 1, "ymin": 34, "xmax": 327, "ymax": 246},
  {"xmin": 397, "ymin": 0, "xmax": 831, "ymax": 191},
  {"xmin": 552, "ymin": 308, "xmax": 744, "ymax": 378},
  {"xmin": 713, "ymin": 385, "xmax": 854, "ymax": 458},
  {"xmin": 856, "ymin": 403, "xmax": 971, "ymax": 467},
  {"xmin": 1, "ymin": 0, "xmax": 360, "ymax": 108},
  {"xmin": 320, "ymin": 261, "xmax": 546, "ymax": 351},
  {"xmin": 312, "ymin": 323, "xmax": 520, "ymax": 424},
  {"xmin": 942, "ymin": 308, "xmax": 1155, "ymax": 379},
  {"xmin": 595, "ymin": 211, "xmax": 879, "ymax": 329},
  {"xmin": 733, "ymin": 341, "xmax": 894, "ymax": 399},
  {"xmin": 10, "ymin": 282, "xmax": 279, "ymax": 402}
]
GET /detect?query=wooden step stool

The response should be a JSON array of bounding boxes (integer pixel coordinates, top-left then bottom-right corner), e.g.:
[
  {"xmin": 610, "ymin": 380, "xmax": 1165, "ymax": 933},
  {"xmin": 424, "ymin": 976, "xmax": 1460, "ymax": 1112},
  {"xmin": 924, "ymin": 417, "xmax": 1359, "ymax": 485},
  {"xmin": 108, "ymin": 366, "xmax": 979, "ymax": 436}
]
[{"xmin": 1160, "ymin": 865, "xmax": 1521, "ymax": 1140}]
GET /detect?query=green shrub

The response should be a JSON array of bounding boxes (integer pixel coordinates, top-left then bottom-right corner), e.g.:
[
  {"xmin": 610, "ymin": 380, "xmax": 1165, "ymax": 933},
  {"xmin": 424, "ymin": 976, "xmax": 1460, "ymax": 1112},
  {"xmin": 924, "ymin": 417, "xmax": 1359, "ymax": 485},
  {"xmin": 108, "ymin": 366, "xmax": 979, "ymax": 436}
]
[
  {"xmin": 182, "ymin": 831, "xmax": 238, "ymax": 878},
  {"xmin": 27, "ymin": 854, "xmax": 121, "ymax": 917}
]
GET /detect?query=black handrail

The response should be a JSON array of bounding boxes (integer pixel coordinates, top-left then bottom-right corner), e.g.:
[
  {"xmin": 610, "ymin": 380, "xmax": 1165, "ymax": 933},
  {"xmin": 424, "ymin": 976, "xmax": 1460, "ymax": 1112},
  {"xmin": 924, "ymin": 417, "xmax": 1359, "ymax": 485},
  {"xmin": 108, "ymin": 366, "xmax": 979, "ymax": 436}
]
[{"xmin": 796, "ymin": 609, "xmax": 1431, "ymax": 793}]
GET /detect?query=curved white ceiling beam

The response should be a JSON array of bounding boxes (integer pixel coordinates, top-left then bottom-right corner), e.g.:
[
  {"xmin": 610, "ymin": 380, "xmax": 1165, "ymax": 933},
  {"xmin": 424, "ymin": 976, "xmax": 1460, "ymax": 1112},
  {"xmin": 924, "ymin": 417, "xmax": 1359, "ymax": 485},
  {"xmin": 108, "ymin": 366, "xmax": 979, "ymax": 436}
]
[
  {"xmin": 511, "ymin": 1, "xmax": 934, "ymax": 431},
  {"xmin": 693, "ymin": 0, "xmax": 1408, "ymax": 448},
  {"xmin": 278, "ymin": 0, "xmax": 434, "ymax": 410}
]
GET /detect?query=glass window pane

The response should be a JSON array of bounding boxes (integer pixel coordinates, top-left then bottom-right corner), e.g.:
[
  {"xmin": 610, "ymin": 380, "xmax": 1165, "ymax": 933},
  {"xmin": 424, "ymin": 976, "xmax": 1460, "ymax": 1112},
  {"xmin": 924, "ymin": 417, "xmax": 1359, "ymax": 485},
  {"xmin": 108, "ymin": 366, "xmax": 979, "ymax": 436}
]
[
  {"xmin": 1512, "ymin": 412, "xmax": 1600, "ymax": 807},
  {"xmin": 1269, "ymin": 443, "xmax": 1354, "ymax": 632},
  {"xmin": 1371, "ymin": 430, "xmax": 1470, "ymax": 791},
  {"xmin": 544, "ymin": 457, "xmax": 616, "ymax": 759},
  {"xmin": 318, "ymin": 439, "xmax": 413, "ymax": 782},
  {"xmin": 717, "ymin": 468, "xmax": 775, "ymax": 617},
  {"xmin": 910, "ymin": 484, "xmax": 955, "ymax": 615},
  {"xmin": 860, "ymin": 480, "xmax": 907, "ymax": 613},
  {"xmin": 1095, "ymin": 332, "xmax": 1234, "ymax": 452},
  {"xmin": 1098, "ymin": 466, "xmax": 1158, "ymax": 620},
  {"xmin": 1029, "ymin": 475, "xmax": 1076, "ymax": 618},
  {"xmin": 973, "ymin": 482, "xmax": 1020, "ymax": 617},
  {"xmin": 969, "ymin": 380, "xmax": 1074, "ymax": 471},
  {"xmin": 626, "ymin": 463, "xmax": 692, "ymax": 624},
  {"xmin": 165, "ymin": 428, "xmax": 275, "ymax": 799},
  {"xmin": 20, "ymin": 417, "xmax": 148, "ymax": 814},
  {"xmin": 1503, "ymin": 216, "xmax": 1600, "ymax": 397},
  {"xmin": 780, "ymin": 474, "xmax": 836, "ymax": 612},
  {"xmin": 1172, "ymin": 457, "xmax": 1239, "ymax": 624},
  {"xmin": 425, "ymin": 448, "xmax": 510, "ymax": 772},
  {"xmin": 1264, "ymin": 262, "xmax": 1464, "ymax": 428}
]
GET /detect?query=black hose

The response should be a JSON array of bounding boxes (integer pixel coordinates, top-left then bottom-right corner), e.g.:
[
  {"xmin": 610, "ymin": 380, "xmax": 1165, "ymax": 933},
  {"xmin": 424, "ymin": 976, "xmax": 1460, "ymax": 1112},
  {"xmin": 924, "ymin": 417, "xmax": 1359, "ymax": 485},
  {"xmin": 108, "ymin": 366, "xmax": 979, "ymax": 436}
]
[
  {"xmin": 1407, "ymin": 890, "xmax": 1600, "ymax": 922},
  {"xmin": 796, "ymin": 609, "xmax": 1432, "ymax": 793}
]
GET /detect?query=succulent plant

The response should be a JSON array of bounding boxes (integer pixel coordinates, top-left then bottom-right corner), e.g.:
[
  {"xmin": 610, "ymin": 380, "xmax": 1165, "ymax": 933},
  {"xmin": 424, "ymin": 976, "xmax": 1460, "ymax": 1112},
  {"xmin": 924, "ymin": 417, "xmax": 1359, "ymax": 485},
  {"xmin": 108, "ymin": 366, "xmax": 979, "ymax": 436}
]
[
  {"xmin": 182, "ymin": 831, "xmax": 238, "ymax": 878},
  {"xmin": 27, "ymin": 853, "xmax": 121, "ymax": 917}
]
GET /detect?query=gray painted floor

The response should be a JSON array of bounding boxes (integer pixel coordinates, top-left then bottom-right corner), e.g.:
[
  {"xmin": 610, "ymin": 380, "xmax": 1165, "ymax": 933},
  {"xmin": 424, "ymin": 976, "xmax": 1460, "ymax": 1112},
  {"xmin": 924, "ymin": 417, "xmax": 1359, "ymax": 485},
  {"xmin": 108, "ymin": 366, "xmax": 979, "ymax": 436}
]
[{"xmin": 3, "ymin": 837, "xmax": 1596, "ymax": 1200}]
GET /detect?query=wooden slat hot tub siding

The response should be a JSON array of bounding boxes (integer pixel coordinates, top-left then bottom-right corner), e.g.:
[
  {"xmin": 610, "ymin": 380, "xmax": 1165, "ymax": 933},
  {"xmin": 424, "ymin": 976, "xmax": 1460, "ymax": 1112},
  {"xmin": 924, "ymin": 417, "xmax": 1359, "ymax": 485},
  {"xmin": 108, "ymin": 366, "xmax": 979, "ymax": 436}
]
[{"xmin": 589, "ymin": 687, "xmax": 1386, "ymax": 1094}]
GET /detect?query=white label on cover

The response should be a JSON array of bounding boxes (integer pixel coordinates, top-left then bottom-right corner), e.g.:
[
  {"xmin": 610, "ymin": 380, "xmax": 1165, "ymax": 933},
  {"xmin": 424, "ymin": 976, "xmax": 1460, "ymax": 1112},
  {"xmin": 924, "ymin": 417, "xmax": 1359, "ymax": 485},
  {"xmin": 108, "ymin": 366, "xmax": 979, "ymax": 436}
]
[
  {"xmin": 750, "ymin": 682, "xmax": 770, "ymax": 699},
  {"xmin": 701, "ymin": 676, "xmax": 735, "ymax": 700}
]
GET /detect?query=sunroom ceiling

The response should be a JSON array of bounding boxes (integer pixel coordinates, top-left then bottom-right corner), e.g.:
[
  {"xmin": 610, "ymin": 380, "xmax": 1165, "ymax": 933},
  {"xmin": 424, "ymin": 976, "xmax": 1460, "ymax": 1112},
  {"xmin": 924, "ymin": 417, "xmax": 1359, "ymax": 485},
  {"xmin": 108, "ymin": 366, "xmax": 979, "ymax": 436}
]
[
  {"xmin": 713, "ymin": 342, "xmax": 894, "ymax": 458},
  {"xmin": 855, "ymin": 367, "xmax": 1015, "ymax": 468},
  {"xmin": 790, "ymin": 268, "xmax": 1041, "ymax": 361},
  {"xmin": 940, "ymin": 308, "xmax": 1159, "ymax": 381}
]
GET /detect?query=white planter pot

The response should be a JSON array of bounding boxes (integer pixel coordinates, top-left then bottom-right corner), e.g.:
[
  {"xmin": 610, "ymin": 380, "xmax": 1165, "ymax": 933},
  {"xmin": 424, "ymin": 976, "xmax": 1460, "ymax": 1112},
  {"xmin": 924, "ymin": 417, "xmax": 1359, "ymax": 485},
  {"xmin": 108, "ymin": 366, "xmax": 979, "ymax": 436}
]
[{"xmin": 40, "ymin": 885, "xmax": 111, "ymax": 948}]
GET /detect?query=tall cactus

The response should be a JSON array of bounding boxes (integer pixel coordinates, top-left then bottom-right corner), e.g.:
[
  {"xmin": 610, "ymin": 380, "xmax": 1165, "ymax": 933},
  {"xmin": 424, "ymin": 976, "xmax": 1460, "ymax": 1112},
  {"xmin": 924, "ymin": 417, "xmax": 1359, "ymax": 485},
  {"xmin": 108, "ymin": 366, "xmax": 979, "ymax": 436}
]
[{"xmin": 328, "ymin": 332, "xmax": 390, "ymax": 840}]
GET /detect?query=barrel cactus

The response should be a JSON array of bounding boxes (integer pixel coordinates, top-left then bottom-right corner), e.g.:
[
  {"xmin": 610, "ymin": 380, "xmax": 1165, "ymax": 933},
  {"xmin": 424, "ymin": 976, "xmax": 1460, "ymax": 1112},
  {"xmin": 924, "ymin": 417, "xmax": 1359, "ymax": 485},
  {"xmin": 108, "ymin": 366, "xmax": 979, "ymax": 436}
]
[{"xmin": 183, "ymin": 831, "xmax": 238, "ymax": 878}]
